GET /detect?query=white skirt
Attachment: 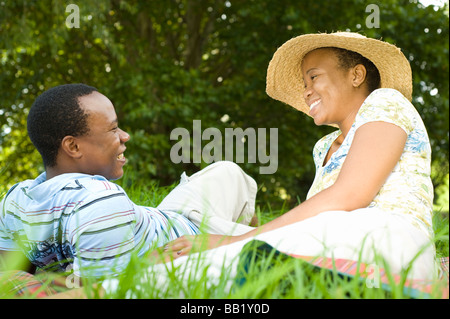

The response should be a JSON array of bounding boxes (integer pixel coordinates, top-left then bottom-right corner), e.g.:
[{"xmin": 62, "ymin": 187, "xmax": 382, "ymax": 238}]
[{"xmin": 251, "ymin": 208, "xmax": 437, "ymax": 280}]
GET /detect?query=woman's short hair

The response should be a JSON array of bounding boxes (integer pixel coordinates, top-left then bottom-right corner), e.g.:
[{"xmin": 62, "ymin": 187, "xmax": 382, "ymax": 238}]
[{"xmin": 329, "ymin": 47, "xmax": 381, "ymax": 93}]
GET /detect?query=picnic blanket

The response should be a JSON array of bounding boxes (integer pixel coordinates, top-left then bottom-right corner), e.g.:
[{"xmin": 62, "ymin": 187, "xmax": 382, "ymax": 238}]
[
  {"xmin": 236, "ymin": 240, "xmax": 449, "ymax": 299},
  {"xmin": 0, "ymin": 270, "xmax": 57, "ymax": 298}
]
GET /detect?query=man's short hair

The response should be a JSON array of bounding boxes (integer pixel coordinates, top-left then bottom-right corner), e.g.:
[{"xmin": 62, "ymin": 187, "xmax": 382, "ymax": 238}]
[{"xmin": 27, "ymin": 83, "xmax": 98, "ymax": 168}]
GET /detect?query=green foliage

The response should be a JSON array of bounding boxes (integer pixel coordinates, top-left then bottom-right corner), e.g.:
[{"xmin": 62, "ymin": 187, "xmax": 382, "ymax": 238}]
[{"xmin": 1, "ymin": 0, "xmax": 448, "ymax": 208}]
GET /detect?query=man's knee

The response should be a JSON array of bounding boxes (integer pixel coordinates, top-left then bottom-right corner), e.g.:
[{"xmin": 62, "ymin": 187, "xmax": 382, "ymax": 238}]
[{"xmin": 213, "ymin": 160, "xmax": 242, "ymax": 173}]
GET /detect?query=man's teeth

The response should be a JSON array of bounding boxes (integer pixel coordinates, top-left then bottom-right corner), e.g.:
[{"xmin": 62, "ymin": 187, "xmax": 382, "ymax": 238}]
[
  {"xmin": 117, "ymin": 153, "xmax": 124, "ymax": 160},
  {"xmin": 310, "ymin": 100, "xmax": 321, "ymax": 110}
]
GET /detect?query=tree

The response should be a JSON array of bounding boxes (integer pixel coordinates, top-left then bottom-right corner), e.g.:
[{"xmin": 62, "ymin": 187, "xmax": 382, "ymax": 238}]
[{"xmin": 1, "ymin": 0, "xmax": 448, "ymax": 209}]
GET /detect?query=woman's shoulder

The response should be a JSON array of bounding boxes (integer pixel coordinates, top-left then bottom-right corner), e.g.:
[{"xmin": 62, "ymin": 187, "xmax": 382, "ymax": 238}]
[
  {"xmin": 356, "ymin": 88, "xmax": 420, "ymax": 134},
  {"xmin": 363, "ymin": 88, "xmax": 414, "ymax": 110},
  {"xmin": 368, "ymin": 88, "xmax": 407, "ymax": 98}
]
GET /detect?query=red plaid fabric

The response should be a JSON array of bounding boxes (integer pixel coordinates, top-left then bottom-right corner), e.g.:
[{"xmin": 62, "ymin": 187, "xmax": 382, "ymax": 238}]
[
  {"xmin": 0, "ymin": 270, "xmax": 57, "ymax": 298},
  {"xmin": 289, "ymin": 254, "xmax": 449, "ymax": 298}
]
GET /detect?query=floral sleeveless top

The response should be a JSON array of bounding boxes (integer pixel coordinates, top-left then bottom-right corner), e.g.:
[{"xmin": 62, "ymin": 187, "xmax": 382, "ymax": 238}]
[{"xmin": 307, "ymin": 88, "xmax": 434, "ymax": 239}]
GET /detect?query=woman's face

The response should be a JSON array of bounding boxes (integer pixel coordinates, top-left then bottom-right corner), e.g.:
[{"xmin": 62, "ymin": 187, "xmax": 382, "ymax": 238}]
[{"xmin": 301, "ymin": 48, "xmax": 362, "ymax": 128}]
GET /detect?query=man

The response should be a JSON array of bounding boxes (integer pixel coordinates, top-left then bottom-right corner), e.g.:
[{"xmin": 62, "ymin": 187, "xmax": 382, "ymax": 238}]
[{"xmin": 0, "ymin": 84, "xmax": 256, "ymax": 278}]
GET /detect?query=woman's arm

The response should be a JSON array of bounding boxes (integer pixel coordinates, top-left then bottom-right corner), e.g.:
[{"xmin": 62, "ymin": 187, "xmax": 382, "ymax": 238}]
[
  {"xmin": 163, "ymin": 121, "xmax": 407, "ymax": 256},
  {"xmin": 241, "ymin": 121, "xmax": 407, "ymax": 237}
]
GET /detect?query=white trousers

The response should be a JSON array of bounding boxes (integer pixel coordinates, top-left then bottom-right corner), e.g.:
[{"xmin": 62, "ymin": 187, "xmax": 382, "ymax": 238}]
[
  {"xmin": 157, "ymin": 161, "xmax": 257, "ymax": 235},
  {"xmin": 251, "ymin": 208, "xmax": 437, "ymax": 279}
]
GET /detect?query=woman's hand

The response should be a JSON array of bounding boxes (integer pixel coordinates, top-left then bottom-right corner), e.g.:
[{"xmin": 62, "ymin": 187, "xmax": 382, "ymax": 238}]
[
  {"xmin": 148, "ymin": 234, "xmax": 241, "ymax": 263},
  {"xmin": 166, "ymin": 234, "xmax": 237, "ymax": 256}
]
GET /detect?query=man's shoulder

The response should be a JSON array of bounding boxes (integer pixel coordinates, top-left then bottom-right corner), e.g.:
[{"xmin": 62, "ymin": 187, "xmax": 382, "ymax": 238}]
[
  {"xmin": 73, "ymin": 176, "xmax": 135, "ymax": 212},
  {"xmin": 75, "ymin": 175, "xmax": 125, "ymax": 194},
  {"xmin": 62, "ymin": 176, "xmax": 132, "ymax": 212},
  {"xmin": 1, "ymin": 179, "xmax": 32, "ymax": 206},
  {"xmin": 1, "ymin": 174, "xmax": 128, "ymax": 210}
]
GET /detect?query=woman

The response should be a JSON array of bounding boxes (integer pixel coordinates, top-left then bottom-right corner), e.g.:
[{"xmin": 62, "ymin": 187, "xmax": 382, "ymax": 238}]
[{"xmin": 164, "ymin": 32, "xmax": 437, "ymax": 279}]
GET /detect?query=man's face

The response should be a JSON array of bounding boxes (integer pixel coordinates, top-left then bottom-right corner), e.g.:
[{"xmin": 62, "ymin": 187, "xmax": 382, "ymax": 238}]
[{"xmin": 75, "ymin": 91, "xmax": 129, "ymax": 180}]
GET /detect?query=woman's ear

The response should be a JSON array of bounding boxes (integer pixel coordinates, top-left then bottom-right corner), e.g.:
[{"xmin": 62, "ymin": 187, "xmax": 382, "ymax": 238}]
[
  {"xmin": 60, "ymin": 136, "xmax": 82, "ymax": 159},
  {"xmin": 352, "ymin": 64, "xmax": 367, "ymax": 88}
]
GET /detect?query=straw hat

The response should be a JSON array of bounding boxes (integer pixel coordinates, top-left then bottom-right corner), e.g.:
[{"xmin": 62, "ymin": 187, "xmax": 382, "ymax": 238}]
[{"xmin": 266, "ymin": 32, "xmax": 412, "ymax": 116}]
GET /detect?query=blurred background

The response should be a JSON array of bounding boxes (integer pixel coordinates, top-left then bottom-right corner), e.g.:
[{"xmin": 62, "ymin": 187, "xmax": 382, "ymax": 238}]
[{"xmin": 0, "ymin": 0, "xmax": 448, "ymax": 213}]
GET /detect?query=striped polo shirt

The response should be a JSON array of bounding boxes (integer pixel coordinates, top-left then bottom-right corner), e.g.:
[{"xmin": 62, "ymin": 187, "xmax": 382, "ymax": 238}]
[{"xmin": 0, "ymin": 172, "xmax": 199, "ymax": 278}]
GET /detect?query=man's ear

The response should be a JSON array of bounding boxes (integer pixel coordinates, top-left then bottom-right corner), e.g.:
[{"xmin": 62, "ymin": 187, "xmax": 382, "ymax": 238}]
[{"xmin": 60, "ymin": 136, "xmax": 82, "ymax": 159}]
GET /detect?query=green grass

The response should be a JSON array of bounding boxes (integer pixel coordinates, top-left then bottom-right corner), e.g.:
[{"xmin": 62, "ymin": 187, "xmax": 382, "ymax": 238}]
[{"xmin": 1, "ymin": 175, "xmax": 449, "ymax": 299}]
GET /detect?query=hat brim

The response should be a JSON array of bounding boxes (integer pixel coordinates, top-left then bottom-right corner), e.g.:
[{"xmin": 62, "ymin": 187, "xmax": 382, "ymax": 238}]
[{"xmin": 266, "ymin": 32, "xmax": 412, "ymax": 116}]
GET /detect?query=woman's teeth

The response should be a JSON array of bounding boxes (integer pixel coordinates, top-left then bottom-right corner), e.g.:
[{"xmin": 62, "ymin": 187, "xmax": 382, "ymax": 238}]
[
  {"xmin": 117, "ymin": 153, "xmax": 124, "ymax": 160},
  {"xmin": 310, "ymin": 99, "xmax": 321, "ymax": 110}
]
